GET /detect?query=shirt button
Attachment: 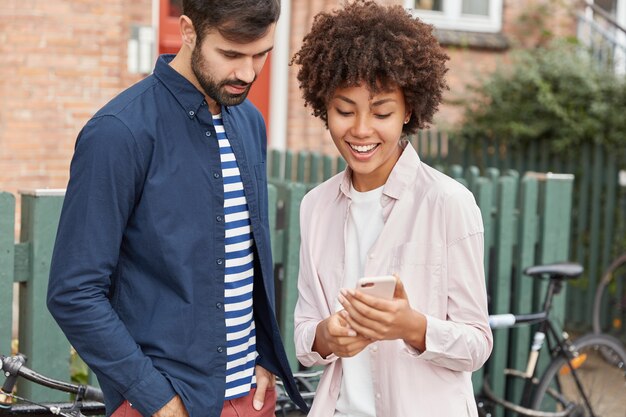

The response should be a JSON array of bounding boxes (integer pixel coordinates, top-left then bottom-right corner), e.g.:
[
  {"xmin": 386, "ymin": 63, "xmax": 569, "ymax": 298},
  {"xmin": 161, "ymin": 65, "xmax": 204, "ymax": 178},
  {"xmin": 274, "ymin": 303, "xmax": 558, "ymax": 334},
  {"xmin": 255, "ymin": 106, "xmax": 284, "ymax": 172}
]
[
  {"xmin": 188, "ymin": 110, "xmax": 195, "ymax": 117},
  {"xmin": 376, "ymin": 393, "xmax": 381, "ymax": 399},
  {"xmin": 217, "ymin": 346, "xmax": 224, "ymax": 353},
  {"xmin": 369, "ymin": 253, "xmax": 375, "ymax": 259},
  {"xmin": 213, "ymin": 172, "xmax": 221, "ymax": 179},
  {"xmin": 216, "ymin": 215, "xmax": 223, "ymax": 222},
  {"xmin": 216, "ymin": 302, "xmax": 223, "ymax": 309},
  {"xmin": 216, "ymin": 258, "xmax": 224, "ymax": 265},
  {"xmin": 371, "ymin": 345, "xmax": 378, "ymax": 352},
  {"xmin": 205, "ymin": 131, "xmax": 211, "ymax": 137}
]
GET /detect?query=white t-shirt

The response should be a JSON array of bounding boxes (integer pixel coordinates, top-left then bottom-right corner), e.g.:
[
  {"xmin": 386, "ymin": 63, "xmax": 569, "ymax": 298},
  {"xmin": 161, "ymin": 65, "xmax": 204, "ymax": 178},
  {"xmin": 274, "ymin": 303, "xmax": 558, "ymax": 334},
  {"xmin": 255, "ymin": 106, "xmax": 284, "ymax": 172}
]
[{"xmin": 334, "ymin": 183, "xmax": 385, "ymax": 417}]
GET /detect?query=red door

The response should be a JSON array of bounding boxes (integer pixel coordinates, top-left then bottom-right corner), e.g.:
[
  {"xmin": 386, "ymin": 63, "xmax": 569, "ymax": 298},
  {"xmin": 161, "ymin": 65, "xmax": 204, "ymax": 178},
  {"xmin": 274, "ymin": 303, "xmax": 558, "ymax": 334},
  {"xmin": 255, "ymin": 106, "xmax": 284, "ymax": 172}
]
[{"xmin": 158, "ymin": 0, "xmax": 272, "ymax": 135}]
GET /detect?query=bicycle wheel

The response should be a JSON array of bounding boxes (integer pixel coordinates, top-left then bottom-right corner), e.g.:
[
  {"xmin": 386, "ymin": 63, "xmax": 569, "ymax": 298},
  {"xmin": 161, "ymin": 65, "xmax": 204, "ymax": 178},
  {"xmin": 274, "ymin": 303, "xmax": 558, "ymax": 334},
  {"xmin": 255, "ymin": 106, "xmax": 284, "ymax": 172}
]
[
  {"xmin": 530, "ymin": 333, "xmax": 626, "ymax": 417},
  {"xmin": 592, "ymin": 253, "xmax": 626, "ymax": 337}
]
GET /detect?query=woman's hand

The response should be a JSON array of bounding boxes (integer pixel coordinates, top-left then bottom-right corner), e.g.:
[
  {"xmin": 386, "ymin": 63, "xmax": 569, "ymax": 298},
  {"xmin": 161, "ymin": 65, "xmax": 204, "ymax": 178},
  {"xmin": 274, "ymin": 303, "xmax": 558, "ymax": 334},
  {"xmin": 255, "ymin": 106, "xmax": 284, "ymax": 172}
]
[
  {"xmin": 313, "ymin": 311, "xmax": 371, "ymax": 358},
  {"xmin": 338, "ymin": 278, "xmax": 427, "ymax": 351}
]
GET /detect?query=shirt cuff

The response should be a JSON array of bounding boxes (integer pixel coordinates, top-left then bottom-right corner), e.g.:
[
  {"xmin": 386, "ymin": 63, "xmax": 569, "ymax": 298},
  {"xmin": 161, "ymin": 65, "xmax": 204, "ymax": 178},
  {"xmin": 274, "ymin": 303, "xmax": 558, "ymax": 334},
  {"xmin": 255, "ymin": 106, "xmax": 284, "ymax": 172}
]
[
  {"xmin": 124, "ymin": 367, "xmax": 177, "ymax": 417},
  {"xmin": 299, "ymin": 321, "xmax": 339, "ymax": 366}
]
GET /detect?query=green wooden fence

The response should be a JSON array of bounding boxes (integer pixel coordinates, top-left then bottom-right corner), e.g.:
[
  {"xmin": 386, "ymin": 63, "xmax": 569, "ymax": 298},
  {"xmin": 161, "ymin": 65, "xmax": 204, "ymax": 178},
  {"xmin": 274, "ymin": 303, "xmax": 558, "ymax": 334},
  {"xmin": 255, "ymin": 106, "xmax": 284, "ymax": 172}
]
[
  {"xmin": 1, "ymin": 158, "xmax": 576, "ymax": 412},
  {"xmin": 270, "ymin": 136, "xmax": 626, "ymax": 337}
]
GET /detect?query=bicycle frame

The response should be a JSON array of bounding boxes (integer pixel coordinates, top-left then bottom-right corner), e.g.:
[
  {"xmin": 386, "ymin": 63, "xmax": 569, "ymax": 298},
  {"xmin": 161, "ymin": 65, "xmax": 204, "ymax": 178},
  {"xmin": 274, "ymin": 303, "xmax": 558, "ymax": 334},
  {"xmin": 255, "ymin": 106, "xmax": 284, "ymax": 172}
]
[{"xmin": 484, "ymin": 277, "xmax": 596, "ymax": 417}]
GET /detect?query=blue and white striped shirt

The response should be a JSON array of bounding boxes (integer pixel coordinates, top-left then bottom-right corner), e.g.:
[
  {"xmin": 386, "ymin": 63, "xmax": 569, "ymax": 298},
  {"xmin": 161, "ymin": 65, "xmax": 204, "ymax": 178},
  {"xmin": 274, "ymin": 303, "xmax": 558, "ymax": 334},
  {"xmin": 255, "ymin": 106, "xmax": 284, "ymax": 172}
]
[{"xmin": 213, "ymin": 114, "xmax": 258, "ymax": 400}]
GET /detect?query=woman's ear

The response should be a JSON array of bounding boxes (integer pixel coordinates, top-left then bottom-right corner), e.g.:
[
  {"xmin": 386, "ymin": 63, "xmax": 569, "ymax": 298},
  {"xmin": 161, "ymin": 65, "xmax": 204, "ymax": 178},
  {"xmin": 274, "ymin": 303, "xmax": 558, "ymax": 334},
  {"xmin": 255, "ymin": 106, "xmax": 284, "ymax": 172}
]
[
  {"xmin": 404, "ymin": 110, "xmax": 412, "ymax": 125},
  {"xmin": 180, "ymin": 15, "xmax": 197, "ymax": 48}
]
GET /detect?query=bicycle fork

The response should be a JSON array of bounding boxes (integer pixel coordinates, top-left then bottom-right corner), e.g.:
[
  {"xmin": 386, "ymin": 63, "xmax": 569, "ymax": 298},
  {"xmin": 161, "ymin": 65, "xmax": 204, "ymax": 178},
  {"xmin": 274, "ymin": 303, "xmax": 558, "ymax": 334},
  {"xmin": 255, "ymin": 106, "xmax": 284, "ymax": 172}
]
[{"xmin": 546, "ymin": 324, "xmax": 597, "ymax": 417}]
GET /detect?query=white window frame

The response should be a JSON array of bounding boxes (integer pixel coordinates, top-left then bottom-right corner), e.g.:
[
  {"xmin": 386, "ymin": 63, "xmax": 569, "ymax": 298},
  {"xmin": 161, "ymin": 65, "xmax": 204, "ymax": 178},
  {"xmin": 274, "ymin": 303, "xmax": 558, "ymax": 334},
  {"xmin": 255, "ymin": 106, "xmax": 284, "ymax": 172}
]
[{"xmin": 404, "ymin": 0, "xmax": 503, "ymax": 33}]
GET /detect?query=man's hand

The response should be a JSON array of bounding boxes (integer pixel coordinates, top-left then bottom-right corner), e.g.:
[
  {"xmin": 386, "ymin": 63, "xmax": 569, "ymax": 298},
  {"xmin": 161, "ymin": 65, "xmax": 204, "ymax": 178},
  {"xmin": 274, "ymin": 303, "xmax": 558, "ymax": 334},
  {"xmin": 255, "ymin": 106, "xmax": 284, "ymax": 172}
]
[
  {"xmin": 252, "ymin": 365, "xmax": 275, "ymax": 411},
  {"xmin": 313, "ymin": 311, "xmax": 371, "ymax": 358},
  {"xmin": 153, "ymin": 395, "xmax": 188, "ymax": 417}
]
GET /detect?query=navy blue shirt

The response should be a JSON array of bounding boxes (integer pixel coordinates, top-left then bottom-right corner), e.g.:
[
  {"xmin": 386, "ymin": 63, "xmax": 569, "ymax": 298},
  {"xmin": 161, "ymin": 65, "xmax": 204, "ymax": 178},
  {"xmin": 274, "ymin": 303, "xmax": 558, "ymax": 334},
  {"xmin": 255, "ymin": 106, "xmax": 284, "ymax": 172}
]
[{"xmin": 47, "ymin": 55, "xmax": 306, "ymax": 417}]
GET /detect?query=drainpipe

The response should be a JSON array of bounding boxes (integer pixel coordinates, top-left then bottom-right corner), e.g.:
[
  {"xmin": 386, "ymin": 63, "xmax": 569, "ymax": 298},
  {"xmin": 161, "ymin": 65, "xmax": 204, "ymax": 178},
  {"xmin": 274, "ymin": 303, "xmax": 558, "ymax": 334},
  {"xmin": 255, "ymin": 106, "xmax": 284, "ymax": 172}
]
[{"xmin": 269, "ymin": 0, "xmax": 291, "ymax": 151}]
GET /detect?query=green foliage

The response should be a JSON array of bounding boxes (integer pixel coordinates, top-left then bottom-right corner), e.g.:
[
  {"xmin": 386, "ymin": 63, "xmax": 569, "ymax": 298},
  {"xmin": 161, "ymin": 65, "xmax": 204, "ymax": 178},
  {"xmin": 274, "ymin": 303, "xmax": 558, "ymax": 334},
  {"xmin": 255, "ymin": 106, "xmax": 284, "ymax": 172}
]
[
  {"xmin": 70, "ymin": 349, "xmax": 89, "ymax": 385},
  {"xmin": 456, "ymin": 41, "xmax": 626, "ymax": 153}
]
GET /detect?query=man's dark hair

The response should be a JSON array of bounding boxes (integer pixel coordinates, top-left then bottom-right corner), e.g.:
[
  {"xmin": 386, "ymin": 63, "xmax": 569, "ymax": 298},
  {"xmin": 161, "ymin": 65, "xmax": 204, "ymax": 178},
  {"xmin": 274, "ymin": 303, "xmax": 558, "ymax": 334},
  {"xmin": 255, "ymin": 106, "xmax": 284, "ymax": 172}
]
[
  {"xmin": 291, "ymin": 0, "xmax": 449, "ymax": 134},
  {"xmin": 183, "ymin": 0, "xmax": 281, "ymax": 43}
]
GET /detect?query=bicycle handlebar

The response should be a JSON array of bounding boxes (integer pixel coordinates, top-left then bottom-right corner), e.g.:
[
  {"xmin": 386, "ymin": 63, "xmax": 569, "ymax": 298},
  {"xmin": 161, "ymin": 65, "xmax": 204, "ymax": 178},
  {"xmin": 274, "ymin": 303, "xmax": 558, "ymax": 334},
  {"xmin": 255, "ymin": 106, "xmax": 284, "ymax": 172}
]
[{"xmin": 0, "ymin": 355, "xmax": 104, "ymax": 403}]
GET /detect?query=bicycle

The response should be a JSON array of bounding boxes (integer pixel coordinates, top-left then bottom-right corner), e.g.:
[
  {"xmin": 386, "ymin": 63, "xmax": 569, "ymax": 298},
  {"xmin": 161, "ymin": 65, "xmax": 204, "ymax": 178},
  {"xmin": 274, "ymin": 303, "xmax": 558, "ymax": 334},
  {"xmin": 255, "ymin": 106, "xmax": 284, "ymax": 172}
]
[
  {"xmin": 0, "ymin": 353, "xmax": 104, "ymax": 417},
  {"xmin": 477, "ymin": 262, "xmax": 626, "ymax": 417},
  {"xmin": 592, "ymin": 252, "xmax": 626, "ymax": 342},
  {"xmin": 274, "ymin": 370, "xmax": 319, "ymax": 416},
  {"xmin": 2, "ymin": 350, "xmax": 317, "ymax": 417}
]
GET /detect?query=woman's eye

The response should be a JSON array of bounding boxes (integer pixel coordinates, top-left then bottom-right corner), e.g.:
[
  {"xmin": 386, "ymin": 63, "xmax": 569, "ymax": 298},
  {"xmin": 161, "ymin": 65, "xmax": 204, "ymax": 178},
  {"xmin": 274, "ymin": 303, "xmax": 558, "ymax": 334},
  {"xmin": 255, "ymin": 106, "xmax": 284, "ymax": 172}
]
[
  {"xmin": 336, "ymin": 109, "xmax": 352, "ymax": 116},
  {"xmin": 375, "ymin": 113, "xmax": 392, "ymax": 119}
]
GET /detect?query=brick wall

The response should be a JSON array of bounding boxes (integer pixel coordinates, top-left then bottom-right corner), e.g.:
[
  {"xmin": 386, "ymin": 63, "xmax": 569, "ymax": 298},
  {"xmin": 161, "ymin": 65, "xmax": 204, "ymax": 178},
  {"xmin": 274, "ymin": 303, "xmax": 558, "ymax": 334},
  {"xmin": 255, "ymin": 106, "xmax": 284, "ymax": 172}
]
[
  {"xmin": 0, "ymin": 0, "xmax": 579, "ymax": 204},
  {"xmin": 285, "ymin": 0, "xmax": 578, "ymax": 154},
  {"xmin": 0, "ymin": 0, "xmax": 150, "ymax": 212}
]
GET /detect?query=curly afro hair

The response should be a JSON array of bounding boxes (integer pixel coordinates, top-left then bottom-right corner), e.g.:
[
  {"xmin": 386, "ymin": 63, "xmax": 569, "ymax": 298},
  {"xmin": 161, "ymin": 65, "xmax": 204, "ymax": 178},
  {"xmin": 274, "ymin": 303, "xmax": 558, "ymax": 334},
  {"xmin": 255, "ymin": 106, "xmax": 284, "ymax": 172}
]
[{"xmin": 291, "ymin": 0, "xmax": 449, "ymax": 134}]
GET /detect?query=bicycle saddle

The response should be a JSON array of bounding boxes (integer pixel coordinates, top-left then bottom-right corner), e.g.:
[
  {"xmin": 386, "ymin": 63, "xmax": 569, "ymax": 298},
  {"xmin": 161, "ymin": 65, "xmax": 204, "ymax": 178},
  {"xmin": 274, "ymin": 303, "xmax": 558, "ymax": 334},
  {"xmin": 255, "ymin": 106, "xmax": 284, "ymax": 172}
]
[{"xmin": 524, "ymin": 262, "xmax": 583, "ymax": 279}]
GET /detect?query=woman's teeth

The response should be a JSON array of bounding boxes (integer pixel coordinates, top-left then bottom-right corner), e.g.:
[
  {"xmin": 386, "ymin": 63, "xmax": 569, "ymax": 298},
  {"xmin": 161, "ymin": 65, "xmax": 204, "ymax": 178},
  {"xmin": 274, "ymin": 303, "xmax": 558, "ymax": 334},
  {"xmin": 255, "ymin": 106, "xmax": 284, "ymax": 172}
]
[{"xmin": 350, "ymin": 143, "xmax": 378, "ymax": 153}]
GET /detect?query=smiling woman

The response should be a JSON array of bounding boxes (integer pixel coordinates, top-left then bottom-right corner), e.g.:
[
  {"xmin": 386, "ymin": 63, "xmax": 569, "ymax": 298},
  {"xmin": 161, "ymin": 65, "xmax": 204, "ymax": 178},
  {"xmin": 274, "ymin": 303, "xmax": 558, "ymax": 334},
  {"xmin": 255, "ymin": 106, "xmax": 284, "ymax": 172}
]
[
  {"xmin": 290, "ymin": 1, "xmax": 493, "ymax": 416},
  {"xmin": 326, "ymin": 85, "xmax": 407, "ymax": 191}
]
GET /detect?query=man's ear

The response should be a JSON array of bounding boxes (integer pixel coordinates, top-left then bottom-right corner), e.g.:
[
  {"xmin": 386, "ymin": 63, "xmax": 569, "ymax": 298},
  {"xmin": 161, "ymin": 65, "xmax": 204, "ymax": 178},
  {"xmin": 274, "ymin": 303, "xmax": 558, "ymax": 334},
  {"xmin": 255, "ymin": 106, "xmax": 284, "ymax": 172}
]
[{"xmin": 180, "ymin": 15, "xmax": 197, "ymax": 48}]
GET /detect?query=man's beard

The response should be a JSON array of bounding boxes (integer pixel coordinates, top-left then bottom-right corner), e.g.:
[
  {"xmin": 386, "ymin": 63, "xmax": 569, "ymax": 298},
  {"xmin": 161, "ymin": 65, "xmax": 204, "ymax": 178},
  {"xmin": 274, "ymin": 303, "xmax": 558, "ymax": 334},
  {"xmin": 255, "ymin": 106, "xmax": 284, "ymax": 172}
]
[{"xmin": 191, "ymin": 45, "xmax": 254, "ymax": 107}]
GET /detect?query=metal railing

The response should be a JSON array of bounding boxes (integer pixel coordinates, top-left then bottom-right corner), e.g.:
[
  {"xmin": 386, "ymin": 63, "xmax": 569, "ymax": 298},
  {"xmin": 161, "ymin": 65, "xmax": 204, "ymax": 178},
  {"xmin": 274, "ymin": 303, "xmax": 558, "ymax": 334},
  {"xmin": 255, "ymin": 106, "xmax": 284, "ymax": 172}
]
[{"xmin": 577, "ymin": 0, "xmax": 626, "ymax": 74}]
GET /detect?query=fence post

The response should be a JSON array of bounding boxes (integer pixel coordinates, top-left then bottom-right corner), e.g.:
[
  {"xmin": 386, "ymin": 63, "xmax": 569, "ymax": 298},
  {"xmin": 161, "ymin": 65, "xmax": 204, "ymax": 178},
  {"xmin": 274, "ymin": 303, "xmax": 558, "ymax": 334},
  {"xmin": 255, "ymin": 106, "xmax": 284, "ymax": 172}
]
[
  {"xmin": 534, "ymin": 173, "xmax": 575, "ymax": 375},
  {"xmin": 508, "ymin": 174, "xmax": 539, "ymax": 404},
  {"xmin": 279, "ymin": 183, "xmax": 306, "ymax": 370},
  {"xmin": 0, "ymin": 192, "xmax": 16, "ymax": 356},
  {"xmin": 17, "ymin": 190, "xmax": 68, "ymax": 401},
  {"xmin": 487, "ymin": 175, "xmax": 517, "ymax": 417}
]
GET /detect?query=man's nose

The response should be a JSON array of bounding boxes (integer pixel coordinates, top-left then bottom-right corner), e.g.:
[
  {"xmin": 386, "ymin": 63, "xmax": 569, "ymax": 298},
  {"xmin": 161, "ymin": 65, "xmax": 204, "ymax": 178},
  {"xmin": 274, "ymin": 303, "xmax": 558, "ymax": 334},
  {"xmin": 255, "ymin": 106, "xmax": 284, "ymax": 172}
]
[{"xmin": 235, "ymin": 59, "xmax": 255, "ymax": 85}]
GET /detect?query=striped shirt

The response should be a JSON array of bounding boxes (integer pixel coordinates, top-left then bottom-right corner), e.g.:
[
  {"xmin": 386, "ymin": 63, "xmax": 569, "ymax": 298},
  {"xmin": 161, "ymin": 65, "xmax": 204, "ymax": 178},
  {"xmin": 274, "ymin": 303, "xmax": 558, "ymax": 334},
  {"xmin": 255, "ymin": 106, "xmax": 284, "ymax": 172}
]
[{"xmin": 213, "ymin": 114, "xmax": 258, "ymax": 400}]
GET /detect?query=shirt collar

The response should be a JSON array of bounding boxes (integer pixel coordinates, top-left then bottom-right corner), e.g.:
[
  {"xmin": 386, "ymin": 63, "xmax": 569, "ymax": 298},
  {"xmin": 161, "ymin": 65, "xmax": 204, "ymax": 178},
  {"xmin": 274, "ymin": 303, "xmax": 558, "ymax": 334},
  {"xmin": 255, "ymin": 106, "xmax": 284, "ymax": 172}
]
[
  {"xmin": 338, "ymin": 140, "xmax": 421, "ymax": 201},
  {"xmin": 153, "ymin": 54, "xmax": 231, "ymax": 118}
]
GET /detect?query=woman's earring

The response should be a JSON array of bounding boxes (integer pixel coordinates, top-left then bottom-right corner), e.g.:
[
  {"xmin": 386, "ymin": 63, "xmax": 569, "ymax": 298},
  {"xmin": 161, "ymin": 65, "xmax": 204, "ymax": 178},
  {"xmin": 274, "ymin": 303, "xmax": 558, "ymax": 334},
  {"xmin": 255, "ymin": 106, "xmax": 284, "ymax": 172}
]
[{"xmin": 404, "ymin": 118, "xmax": 410, "ymax": 124}]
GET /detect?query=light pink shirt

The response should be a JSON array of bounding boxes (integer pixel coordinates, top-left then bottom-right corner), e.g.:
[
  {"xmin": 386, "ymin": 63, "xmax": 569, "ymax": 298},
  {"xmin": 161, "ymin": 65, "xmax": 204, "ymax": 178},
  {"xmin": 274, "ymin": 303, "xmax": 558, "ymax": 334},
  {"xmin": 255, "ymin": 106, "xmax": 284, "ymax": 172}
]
[{"xmin": 294, "ymin": 143, "xmax": 493, "ymax": 417}]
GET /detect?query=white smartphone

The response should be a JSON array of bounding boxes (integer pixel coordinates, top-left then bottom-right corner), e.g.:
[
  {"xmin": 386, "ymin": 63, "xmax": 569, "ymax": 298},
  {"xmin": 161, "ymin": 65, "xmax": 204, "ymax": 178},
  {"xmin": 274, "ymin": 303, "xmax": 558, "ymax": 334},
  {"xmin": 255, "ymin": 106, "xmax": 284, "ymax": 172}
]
[{"xmin": 356, "ymin": 275, "xmax": 397, "ymax": 300}]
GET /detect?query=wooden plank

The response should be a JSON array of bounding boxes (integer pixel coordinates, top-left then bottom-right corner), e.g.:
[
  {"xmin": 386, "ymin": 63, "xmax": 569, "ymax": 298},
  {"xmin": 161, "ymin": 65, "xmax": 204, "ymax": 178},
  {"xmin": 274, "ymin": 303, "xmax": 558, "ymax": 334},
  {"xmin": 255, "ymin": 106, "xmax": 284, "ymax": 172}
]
[
  {"xmin": 536, "ymin": 173, "xmax": 575, "ymax": 373},
  {"xmin": 508, "ymin": 175, "xmax": 539, "ymax": 405},
  {"xmin": 268, "ymin": 184, "xmax": 279, "ymax": 264},
  {"xmin": 435, "ymin": 131, "xmax": 443, "ymax": 165},
  {"xmin": 309, "ymin": 152, "xmax": 321, "ymax": 185},
  {"xmin": 600, "ymin": 151, "xmax": 617, "ymax": 289},
  {"xmin": 280, "ymin": 182, "xmax": 307, "ymax": 370},
  {"xmin": 0, "ymin": 192, "xmax": 16, "ymax": 355},
  {"xmin": 270, "ymin": 149, "xmax": 282, "ymax": 179},
  {"xmin": 572, "ymin": 144, "xmax": 591, "ymax": 325},
  {"xmin": 18, "ymin": 192, "xmax": 68, "ymax": 401},
  {"xmin": 337, "ymin": 156, "xmax": 346, "ymax": 173},
  {"xmin": 476, "ymin": 177, "xmax": 494, "ymax": 279},
  {"xmin": 488, "ymin": 176, "xmax": 517, "ymax": 416},
  {"xmin": 465, "ymin": 166, "xmax": 480, "ymax": 195},
  {"xmin": 448, "ymin": 164, "xmax": 463, "ymax": 179},
  {"xmin": 284, "ymin": 150, "xmax": 294, "ymax": 181},
  {"xmin": 296, "ymin": 152, "xmax": 308, "ymax": 183},
  {"xmin": 586, "ymin": 144, "xmax": 604, "ymax": 319},
  {"xmin": 323, "ymin": 155, "xmax": 333, "ymax": 181}
]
